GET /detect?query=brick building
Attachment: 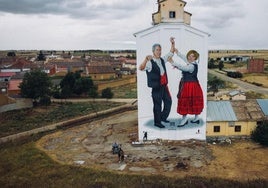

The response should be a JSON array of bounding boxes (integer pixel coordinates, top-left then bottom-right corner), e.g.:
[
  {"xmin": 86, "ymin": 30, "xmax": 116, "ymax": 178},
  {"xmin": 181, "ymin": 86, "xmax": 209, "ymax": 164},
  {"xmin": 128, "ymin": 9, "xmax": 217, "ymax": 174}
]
[{"xmin": 247, "ymin": 58, "xmax": 264, "ymax": 73}]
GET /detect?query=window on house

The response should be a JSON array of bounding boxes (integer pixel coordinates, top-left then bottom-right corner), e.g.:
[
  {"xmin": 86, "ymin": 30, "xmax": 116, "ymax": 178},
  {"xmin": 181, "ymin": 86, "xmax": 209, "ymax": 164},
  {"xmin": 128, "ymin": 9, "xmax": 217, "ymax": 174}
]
[
  {"xmin": 235, "ymin": 125, "xmax": 241, "ymax": 132},
  {"xmin": 214, "ymin": 126, "xmax": 220, "ymax": 133},
  {"xmin": 169, "ymin": 11, "xmax": 176, "ymax": 18}
]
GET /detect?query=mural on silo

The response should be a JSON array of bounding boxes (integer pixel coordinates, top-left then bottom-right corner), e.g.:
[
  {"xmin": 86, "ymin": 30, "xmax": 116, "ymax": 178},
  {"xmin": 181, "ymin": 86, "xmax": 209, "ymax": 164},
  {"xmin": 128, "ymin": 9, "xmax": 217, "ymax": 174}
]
[{"xmin": 134, "ymin": 0, "xmax": 209, "ymax": 141}]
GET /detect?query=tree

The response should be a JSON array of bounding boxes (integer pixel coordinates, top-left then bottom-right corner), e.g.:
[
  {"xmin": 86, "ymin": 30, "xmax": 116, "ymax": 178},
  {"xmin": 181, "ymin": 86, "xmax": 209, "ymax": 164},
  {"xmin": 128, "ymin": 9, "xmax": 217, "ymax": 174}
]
[
  {"xmin": 61, "ymin": 85, "xmax": 73, "ymax": 99},
  {"xmin": 60, "ymin": 72, "xmax": 76, "ymax": 97},
  {"xmin": 208, "ymin": 76, "xmax": 225, "ymax": 95},
  {"xmin": 101, "ymin": 87, "xmax": 114, "ymax": 99},
  {"xmin": 39, "ymin": 95, "xmax": 51, "ymax": 106},
  {"xmin": 88, "ymin": 85, "xmax": 98, "ymax": 98},
  {"xmin": 73, "ymin": 77, "xmax": 93, "ymax": 95},
  {"xmin": 218, "ymin": 61, "xmax": 224, "ymax": 70},
  {"xmin": 7, "ymin": 51, "xmax": 16, "ymax": 57},
  {"xmin": 208, "ymin": 58, "xmax": 217, "ymax": 69},
  {"xmin": 37, "ymin": 50, "xmax": 46, "ymax": 61},
  {"xmin": 60, "ymin": 72, "xmax": 97, "ymax": 98},
  {"xmin": 19, "ymin": 69, "xmax": 52, "ymax": 104},
  {"xmin": 227, "ymin": 71, "xmax": 243, "ymax": 78},
  {"xmin": 51, "ymin": 85, "xmax": 61, "ymax": 99},
  {"xmin": 251, "ymin": 121, "xmax": 268, "ymax": 146}
]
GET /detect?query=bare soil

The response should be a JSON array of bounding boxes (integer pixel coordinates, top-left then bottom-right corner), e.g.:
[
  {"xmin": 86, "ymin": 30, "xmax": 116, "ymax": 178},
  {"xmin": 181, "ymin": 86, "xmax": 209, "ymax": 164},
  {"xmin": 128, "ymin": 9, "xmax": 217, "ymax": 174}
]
[
  {"xmin": 36, "ymin": 110, "xmax": 268, "ymax": 181},
  {"xmin": 242, "ymin": 73, "xmax": 268, "ymax": 88}
]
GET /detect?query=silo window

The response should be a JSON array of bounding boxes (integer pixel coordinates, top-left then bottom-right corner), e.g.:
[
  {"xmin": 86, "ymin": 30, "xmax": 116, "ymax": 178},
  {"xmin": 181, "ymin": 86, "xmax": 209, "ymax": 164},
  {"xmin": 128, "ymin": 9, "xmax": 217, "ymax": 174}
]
[{"xmin": 169, "ymin": 11, "xmax": 176, "ymax": 18}]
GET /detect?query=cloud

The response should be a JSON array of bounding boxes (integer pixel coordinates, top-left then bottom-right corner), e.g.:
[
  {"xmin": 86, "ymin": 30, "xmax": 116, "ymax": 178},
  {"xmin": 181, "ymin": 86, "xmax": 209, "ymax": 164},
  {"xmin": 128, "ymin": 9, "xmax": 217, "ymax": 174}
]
[
  {"xmin": 188, "ymin": 0, "xmax": 245, "ymax": 29},
  {"xmin": 0, "ymin": 0, "xmax": 267, "ymax": 50},
  {"xmin": 0, "ymin": 0, "xmax": 147, "ymax": 20}
]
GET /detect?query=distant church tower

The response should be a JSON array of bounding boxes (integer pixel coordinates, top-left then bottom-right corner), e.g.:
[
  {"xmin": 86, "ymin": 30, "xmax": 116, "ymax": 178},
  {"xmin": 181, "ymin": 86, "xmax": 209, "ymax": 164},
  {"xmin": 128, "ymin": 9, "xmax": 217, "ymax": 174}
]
[
  {"xmin": 134, "ymin": 0, "xmax": 209, "ymax": 141},
  {"xmin": 152, "ymin": 0, "xmax": 192, "ymax": 25}
]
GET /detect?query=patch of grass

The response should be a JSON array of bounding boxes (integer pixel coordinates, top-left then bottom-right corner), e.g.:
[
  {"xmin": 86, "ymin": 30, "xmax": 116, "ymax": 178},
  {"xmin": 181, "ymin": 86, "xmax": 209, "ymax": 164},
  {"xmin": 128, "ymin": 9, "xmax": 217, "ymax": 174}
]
[
  {"xmin": 112, "ymin": 83, "xmax": 137, "ymax": 98},
  {"xmin": 0, "ymin": 101, "xmax": 122, "ymax": 137},
  {"xmin": 245, "ymin": 91, "xmax": 266, "ymax": 99},
  {"xmin": 0, "ymin": 141, "xmax": 267, "ymax": 187}
]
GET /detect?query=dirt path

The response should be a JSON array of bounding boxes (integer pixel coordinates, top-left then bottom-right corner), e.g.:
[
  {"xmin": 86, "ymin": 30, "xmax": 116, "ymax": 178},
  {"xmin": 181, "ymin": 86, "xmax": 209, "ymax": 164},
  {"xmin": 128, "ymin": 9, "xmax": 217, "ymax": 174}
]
[{"xmin": 36, "ymin": 110, "xmax": 268, "ymax": 181}]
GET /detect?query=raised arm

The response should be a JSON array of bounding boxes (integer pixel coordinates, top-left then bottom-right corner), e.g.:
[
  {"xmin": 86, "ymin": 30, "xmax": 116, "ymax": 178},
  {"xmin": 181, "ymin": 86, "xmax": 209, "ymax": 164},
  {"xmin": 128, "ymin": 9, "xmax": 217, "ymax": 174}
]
[
  {"xmin": 162, "ymin": 37, "xmax": 175, "ymax": 61},
  {"xmin": 176, "ymin": 50, "xmax": 188, "ymax": 63},
  {"xmin": 170, "ymin": 37, "xmax": 175, "ymax": 53},
  {"xmin": 168, "ymin": 56, "xmax": 194, "ymax": 73},
  {"xmin": 139, "ymin": 55, "xmax": 152, "ymax": 71}
]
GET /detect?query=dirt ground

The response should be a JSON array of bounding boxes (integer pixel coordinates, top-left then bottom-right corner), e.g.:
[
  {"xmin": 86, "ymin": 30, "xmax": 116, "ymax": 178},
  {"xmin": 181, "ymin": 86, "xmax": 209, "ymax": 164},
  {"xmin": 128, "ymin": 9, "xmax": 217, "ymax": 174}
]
[
  {"xmin": 241, "ymin": 74, "xmax": 268, "ymax": 88},
  {"xmin": 36, "ymin": 110, "xmax": 268, "ymax": 181}
]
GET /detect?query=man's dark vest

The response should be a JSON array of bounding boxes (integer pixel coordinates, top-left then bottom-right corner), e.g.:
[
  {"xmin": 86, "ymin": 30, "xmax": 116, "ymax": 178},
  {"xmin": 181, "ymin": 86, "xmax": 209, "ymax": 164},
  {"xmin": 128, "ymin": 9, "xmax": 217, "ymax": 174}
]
[
  {"xmin": 146, "ymin": 58, "xmax": 167, "ymax": 88},
  {"xmin": 182, "ymin": 63, "xmax": 198, "ymax": 82}
]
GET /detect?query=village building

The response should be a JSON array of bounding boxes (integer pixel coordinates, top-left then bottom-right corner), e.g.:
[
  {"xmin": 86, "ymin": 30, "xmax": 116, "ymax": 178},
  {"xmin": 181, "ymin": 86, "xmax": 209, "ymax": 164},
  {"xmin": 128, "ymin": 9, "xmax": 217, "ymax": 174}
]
[
  {"xmin": 0, "ymin": 57, "xmax": 33, "ymax": 73},
  {"xmin": 247, "ymin": 58, "xmax": 264, "ymax": 73},
  {"xmin": 207, "ymin": 101, "xmax": 237, "ymax": 138},
  {"xmin": 123, "ymin": 59, "xmax": 136, "ymax": 70},
  {"xmin": 0, "ymin": 72, "xmax": 16, "ymax": 82},
  {"xmin": 215, "ymin": 90, "xmax": 246, "ymax": 101},
  {"xmin": 220, "ymin": 55, "xmax": 250, "ymax": 63},
  {"xmin": 7, "ymin": 72, "xmax": 25, "ymax": 97},
  {"xmin": 0, "ymin": 82, "xmax": 10, "ymax": 106},
  {"xmin": 110, "ymin": 52, "xmax": 134, "ymax": 58},
  {"xmin": 207, "ymin": 99, "xmax": 268, "ymax": 139},
  {"xmin": 46, "ymin": 59, "xmax": 88, "ymax": 76},
  {"xmin": 86, "ymin": 66, "xmax": 116, "ymax": 81}
]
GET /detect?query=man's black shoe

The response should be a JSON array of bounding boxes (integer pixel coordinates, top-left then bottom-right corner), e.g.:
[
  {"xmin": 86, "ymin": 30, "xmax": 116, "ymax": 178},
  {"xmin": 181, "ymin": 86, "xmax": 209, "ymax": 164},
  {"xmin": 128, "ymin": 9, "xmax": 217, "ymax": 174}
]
[
  {"xmin": 154, "ymin": 123, "xmax": 165, "ymax": 128},
  {"xmin": 161, "ymin": 119, "xmax": 170, "ymax": 123}
]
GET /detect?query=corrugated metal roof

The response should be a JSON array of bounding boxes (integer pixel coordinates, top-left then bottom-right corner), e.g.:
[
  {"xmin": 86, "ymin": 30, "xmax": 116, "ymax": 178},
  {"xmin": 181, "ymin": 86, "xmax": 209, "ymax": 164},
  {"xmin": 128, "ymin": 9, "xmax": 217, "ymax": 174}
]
[
  {"xmin": 257, "ymin": 99, "xmax": 268, "ymax": 116},
  {"xmin": 207, "ymin": 101, "xmax": 237, "ymax": 121},
  {"xmin": 229, "ymin": 90, "xmax": 245, "ymax": 96}
]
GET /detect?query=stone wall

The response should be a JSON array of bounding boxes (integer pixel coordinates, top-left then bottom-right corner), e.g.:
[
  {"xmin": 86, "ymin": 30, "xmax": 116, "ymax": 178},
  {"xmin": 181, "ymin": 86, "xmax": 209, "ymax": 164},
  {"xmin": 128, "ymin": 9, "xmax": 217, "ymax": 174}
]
[{"xmin": 0, "ymin": 98, "xmax": 33, "ymax": 113}]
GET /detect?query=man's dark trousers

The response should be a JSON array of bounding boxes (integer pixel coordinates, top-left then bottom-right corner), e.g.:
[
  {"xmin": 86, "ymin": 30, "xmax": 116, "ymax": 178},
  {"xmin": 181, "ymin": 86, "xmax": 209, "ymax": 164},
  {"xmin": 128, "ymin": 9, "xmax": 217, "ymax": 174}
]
[{"xmin": 151, "ymin": 85, "xmax": 172, "ymax": 125}]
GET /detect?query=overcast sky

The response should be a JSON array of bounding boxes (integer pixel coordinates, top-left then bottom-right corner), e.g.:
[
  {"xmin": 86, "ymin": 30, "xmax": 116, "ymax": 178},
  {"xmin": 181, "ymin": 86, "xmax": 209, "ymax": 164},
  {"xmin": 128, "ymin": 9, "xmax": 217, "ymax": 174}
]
[{"xmin": 0, "ymin": 0, "xmax": 267, "ymax": 50}]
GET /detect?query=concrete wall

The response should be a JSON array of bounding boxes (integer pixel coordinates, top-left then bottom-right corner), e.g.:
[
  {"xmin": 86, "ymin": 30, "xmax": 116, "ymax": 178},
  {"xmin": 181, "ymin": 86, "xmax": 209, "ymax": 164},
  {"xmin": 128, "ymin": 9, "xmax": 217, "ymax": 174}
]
[
  {"xmin": 153, "ymin": 0, "xmax": 190, "ymax": 25},
  {"xmin": 206, "ymin": 121, "xmax": 257, "ymax": 137},
  {"xmin": 0, "ymin": 98, "xmax": 33, "ymax": 113}
]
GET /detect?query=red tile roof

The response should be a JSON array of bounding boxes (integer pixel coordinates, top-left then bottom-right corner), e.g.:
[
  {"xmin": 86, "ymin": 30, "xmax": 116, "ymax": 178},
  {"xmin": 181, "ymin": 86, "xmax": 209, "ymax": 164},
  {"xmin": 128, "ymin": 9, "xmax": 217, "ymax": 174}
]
[
  {"xmin": 0, "ymin": 72, "xmax": 16, "ymax": 77},
  {"xmin": 87, "ymin": 66, "xmax": 115, "ymax": 74},
  {"xmin": 8, "ymin": 80, "xmax": 22, "ymax": 91}
]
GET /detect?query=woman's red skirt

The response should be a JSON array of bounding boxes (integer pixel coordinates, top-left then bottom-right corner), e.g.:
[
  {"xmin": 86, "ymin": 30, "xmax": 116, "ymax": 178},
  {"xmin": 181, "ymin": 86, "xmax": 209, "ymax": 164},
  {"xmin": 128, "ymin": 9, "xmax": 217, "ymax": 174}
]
[{"xmin": 177, "ymin": 81, "xmax": 204, "ymax": 115}]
